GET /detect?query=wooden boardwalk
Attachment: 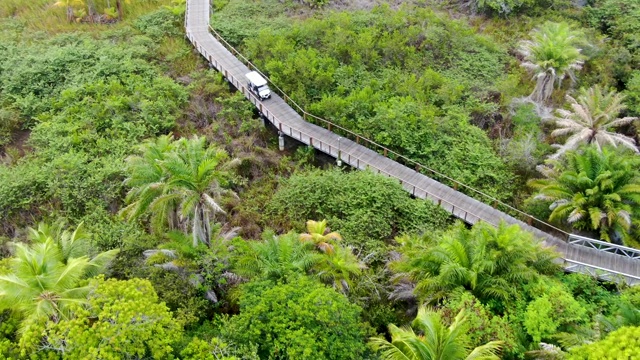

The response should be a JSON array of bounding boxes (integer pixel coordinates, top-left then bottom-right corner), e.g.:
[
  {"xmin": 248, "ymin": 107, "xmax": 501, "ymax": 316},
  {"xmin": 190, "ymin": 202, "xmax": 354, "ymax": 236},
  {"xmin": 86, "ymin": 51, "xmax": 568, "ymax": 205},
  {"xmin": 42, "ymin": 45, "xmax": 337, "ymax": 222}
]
[{"xmin": 185, "ymin": 0, "xmax": 640, "ymax": 285}]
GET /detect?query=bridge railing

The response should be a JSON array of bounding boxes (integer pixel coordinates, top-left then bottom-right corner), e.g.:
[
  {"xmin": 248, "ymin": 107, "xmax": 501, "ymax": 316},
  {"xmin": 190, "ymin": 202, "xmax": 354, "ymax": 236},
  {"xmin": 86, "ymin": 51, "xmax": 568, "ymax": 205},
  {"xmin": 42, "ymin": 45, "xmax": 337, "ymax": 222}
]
[
  {"xmin": 564, "ymin": 259, "xmax": 640, "ymax": 285},
  {"xmin": 569, "ymin": 234, "xmax": 640, "ymax": 260}
]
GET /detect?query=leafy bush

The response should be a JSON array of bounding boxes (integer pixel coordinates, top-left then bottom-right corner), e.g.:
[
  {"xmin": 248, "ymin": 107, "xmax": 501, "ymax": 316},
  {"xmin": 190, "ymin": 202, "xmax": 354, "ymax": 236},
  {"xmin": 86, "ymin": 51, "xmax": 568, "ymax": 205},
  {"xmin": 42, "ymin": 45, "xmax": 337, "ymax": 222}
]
[
  {"xmin": 148, "ymin": 269, "xmax": 215, "ymax": 329},
  {"xmin": 0, "ymin": 108, "xmax": 19, "ymax": 149},
  {"xmin": 524, "ymin": 291, "xmax": 588, "ymax": 343},
  {"xmin": 226, "ymin": 276, "xmax": 372, "ymax": 360},
  {"xmin": 23, "ymin": 277, "xmax": 183, "ymax": 359},
  {"xmin": 210, "ymin": 0, "xmax": 296, "ymax": 45},
  {"xmin": 134, "ymin": 8, "xmax": 182, "ymax": 40},
  {"xmin": 568, "ymin": 326, "xmax": 640, "ymax": 359},
  {"xmin": 0, "ymin": 31, "xmax": 187, "ymax": 233},
  {"xmin": 181, "ymin": 336, "xmax": 259, "ymax": 360},
  {"xmin": 0, "ymin": 33, "xmax": 157, "ymax": 119},
  {"xmin": 477, "ymin": 0, "xmax": 538, "ymax": 16},
  {"xmin": 266, "ymin": 168, "xmax": 451, "ymax": 255},
  {"xmin": 440, "ymin": 292, "xmax": 520, "ymax": 357},
  {"xmin": 625, "ymin": 71, "xmax": 640, "ymax": 115},
  {"xmin": 585, "ymin": 0, "xmax": 640, "ymax": 84}
]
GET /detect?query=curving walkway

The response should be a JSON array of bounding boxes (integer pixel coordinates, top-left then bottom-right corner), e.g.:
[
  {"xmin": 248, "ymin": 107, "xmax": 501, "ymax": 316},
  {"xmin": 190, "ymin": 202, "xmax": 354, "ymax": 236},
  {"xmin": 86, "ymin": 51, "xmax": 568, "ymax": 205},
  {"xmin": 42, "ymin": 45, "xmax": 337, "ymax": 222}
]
[{"xmin": 184, "ymin": 0, "xmax": 640, "ymax": 285}]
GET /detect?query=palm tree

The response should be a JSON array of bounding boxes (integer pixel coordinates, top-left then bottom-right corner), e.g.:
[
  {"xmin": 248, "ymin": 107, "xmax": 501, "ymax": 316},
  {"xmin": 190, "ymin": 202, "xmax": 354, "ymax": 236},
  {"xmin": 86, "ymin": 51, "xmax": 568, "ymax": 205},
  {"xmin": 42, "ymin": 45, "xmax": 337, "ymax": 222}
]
[
  {"xmin": 27, "ymin": 222, "xmax": 119, "ymax": 277},
  {"xmin": 315, "ymin": 245, "xmax": 364, "ymax": 293},
  {"xmin": 233, "ymin": 232, "xmax": 322, "ymax": 282},
  {"xmin": 299, "ymin": 219, "xmax": 342, "ymax": 254},
  {"xmin": 234, "ymin": 230, "xmax": 363, "ymax": 292},
  {"xmin": 390, "ymin": 222, "xmax": 558, "ymax": 304},
  {"xmin": 123, "ymin": 135, "xmax": 239, "ymax": 247},
  {"xmin": 529, "ymin": 146, "xmax": 640, "ymax": 244},
  {"xmin": 122, "ymin": 135, "xmax": 179, "ymax": 232},
  {"xmin": 519, "ymin": 22, "xmax": 586, "ymax": 103},
  {"xmin": 369, "ymin": 306, "xmax": 502, "ymax": 360},
  {"xmin": 161, "ymin": 136, "xmax": 238, "ymax": 246},
  {"xmin": 0, "ymin": 241, "xmax": 91, "ymax": 323},
  {"xmin": 549, "ymin": 86, "xmax": 638, "ymax": 159},
  {"xmin": 299, "ymin": 220, "xmax": 363, "ymax": 292}
]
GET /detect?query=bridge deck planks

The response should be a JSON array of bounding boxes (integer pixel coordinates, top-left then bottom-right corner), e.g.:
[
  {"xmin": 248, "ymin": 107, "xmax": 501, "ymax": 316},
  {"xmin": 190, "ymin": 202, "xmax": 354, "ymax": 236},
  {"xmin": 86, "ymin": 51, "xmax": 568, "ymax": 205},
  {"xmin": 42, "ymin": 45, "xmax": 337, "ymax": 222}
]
[{"xmin": 185, "ymin": 0, "xmax": 640, "ymax": 285}]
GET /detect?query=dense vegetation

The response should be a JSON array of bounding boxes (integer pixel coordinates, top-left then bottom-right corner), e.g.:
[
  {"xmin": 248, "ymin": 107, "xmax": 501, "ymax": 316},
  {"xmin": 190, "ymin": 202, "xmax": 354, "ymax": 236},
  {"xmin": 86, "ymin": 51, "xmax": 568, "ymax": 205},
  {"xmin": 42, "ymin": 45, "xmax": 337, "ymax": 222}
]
[{"xmin": 0, "ymin": 0, "xmax": 638, "ymax": 359}]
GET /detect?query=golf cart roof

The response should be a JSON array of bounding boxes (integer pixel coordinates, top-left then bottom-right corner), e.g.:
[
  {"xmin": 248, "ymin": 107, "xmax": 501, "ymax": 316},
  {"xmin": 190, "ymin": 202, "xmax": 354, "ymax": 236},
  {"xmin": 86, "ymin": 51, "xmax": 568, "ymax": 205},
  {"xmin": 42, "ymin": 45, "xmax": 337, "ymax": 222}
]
[{"xmin": 246, "ymin": 71, "xmax": 268, "ymax": 87}]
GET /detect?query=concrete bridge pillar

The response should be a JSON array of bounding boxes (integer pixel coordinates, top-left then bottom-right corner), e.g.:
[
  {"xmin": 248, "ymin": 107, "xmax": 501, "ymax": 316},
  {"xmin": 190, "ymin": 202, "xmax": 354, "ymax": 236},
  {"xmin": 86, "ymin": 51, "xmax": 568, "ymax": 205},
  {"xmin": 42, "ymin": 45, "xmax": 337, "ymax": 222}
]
[{"xmin": 278, "ymin": 132, "xmax": 285, "ymax": 151}]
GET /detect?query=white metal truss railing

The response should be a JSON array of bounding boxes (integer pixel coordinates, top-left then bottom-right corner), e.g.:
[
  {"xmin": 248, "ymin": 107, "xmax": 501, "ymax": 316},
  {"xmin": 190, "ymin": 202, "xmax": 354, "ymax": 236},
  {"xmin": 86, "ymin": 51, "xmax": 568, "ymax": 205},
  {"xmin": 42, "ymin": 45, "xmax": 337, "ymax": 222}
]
[
  {"xmin": 564, "ymin": 259, "xmax": 640, "ymax": 285},
  {"xmin": 569, "ymin": 234, "xmax": 640, "ymax": 260}
]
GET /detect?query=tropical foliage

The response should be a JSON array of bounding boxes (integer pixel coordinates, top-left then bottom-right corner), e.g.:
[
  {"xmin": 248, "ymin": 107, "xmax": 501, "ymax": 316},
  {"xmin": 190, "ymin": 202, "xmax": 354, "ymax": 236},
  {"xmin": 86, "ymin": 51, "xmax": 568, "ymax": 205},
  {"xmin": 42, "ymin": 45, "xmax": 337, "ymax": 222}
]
[
  {"xmin": 528, "ymin": 146, "xmax": 640, "ymax": 244},
  {"xmin": 568, "ymin": 326, "xmax": 640, "ymax": 360},
  {"xmin": 390, "ymin": 221, "xmax": 558, "ymax": 305},
  {"xmin": 0, "ymin": 224, "xmax": 117, "ymax": 326},
  {"xmin": 267, "ymin": 169, "xmax": 450, "ymax": 256},
  {"xmin": 1, "ymin": 0, "xmax": 640, "ymax": 359},
  {"xmin": 20, "ymin": 277, "xmax": 183, "ymax": 359},
  {"xmin": 519, "ymin": 22, "xmax": 586, "ymax": 103},
  {"xmin": 234, "ymin": 6, "xmax": 516, "ymax": 199},
  {"xmin": 226, "ymin": 276, "xmax": 371, "ymax": 360},
  {"xmin": 549, "ymin": 85, "xmax": 638, "ymax": 158},
  {"xmin": 300, "ymin": 219, "xmax": 342, "ymax": 254},
  {"xmin": 234, "ymin": 227, "xmax": 363, "ymax": 293},
  {"xmin": 123, "ymin": 135, "xmax": 239, "ymax": 246},
  {"xmin": 233, "ymin": 231, "xmax": 321, "ymax": 282},
  {"xmin": 369, "ymin": 306, "xmax": 502, "ymax": 360}
]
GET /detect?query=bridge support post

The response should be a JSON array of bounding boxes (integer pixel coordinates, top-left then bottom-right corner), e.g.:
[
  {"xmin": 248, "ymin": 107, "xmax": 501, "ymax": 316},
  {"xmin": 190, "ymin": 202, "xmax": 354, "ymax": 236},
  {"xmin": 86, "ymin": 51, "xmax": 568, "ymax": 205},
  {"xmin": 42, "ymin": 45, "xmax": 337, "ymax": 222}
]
[
  {"xmin": 278, "ymin": 132, "xmax": 285, "ymax": 151},
  {"xmin": 336, "ymin": 137, "xmax": 342, "ymax": 167},
  {"xmin": 258, "ymin": 104, "xmax": 266, "ymax": 127}
]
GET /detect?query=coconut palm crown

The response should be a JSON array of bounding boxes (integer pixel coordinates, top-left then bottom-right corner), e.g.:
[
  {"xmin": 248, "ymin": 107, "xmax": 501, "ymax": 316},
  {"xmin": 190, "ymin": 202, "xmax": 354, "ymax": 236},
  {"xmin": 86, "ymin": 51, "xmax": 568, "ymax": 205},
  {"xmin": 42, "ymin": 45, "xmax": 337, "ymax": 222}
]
[
  {"xmin": 236, "ymin": 226, "xmax": 362, "ymax": 293},
  {"xmin": 369, "ymin": 306, "xmax": 503, "ymax": 360},
  {"xmin": 549, "ymin": 85, "xmax": 638, "ymax": 159},
  {"xmin": 299, "ymin": 219, "xmax": 343, "ymax": 254},
  {"xmin": 390, "ymin": 222, "xmax": 558, "ymax": 305},
  {"xmin": 0, "ymin": 223, "xmax": 118, "ymax": 324},
  {"xmin": 529, "ymin": 146, "xmax": 640, "ymax": 244},
  {"xmin": 519, "ymin": 22, "xmax": 586, "ymax": 103},
  {"xmin": 122, "ymin": 135, "xmax": 239, "ymax": 247}
]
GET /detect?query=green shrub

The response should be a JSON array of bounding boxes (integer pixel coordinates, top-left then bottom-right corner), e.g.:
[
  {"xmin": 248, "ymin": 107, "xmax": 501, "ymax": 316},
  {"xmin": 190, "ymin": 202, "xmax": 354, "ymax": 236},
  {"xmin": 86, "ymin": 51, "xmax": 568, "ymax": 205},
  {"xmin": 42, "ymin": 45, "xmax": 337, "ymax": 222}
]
[
  {"xmin": 134, "ymin": 8, "xmax": 182, "ymax": 40},
  {"xmin": 266, "ymin": 168, "xmax": 451, "ymax": 256},
  {"xmin": 226, "ymin": 276, "xmax": 372, "ymax": 360},
  {"xmin": 568, "ymin": 326, "xmax": 640, "ymax": 359},
  {"xmin": 625, "ymin": 71, "xmax": 640, "ymax": 116}
]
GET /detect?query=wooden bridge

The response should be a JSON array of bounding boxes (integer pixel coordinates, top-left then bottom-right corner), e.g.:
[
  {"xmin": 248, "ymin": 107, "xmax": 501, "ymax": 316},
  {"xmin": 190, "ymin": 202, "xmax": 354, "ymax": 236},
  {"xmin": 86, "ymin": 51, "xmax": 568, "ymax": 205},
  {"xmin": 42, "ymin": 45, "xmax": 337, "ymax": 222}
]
[{"xmin": 184, "ymin": 0, "xmax": 640, "ymax": 285}]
